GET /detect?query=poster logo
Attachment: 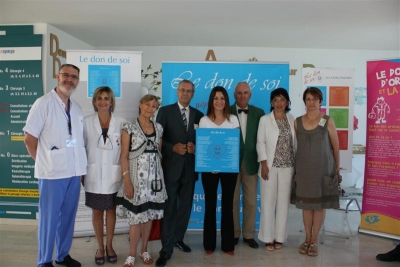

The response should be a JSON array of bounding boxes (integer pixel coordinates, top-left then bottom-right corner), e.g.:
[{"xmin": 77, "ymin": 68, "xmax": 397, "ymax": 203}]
[{"xmin": 364, "ymin": 215, "xmax": 380, "ymax": 224}]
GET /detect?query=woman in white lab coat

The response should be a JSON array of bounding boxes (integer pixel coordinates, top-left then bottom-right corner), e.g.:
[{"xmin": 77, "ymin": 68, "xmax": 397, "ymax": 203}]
[{"xmin": 83, "ymin": 86, "xmax": 126, "ymax": 265}]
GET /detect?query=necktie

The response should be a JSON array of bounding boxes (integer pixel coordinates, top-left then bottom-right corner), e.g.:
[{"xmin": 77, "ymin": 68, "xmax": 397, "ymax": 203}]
[
  {"xmin": 238, "ymin": 109, "xmax": 248, "ymax": 114},
  {"xmin": 181, "ymin": 108, "xmax": 187, "ymax": 130}
]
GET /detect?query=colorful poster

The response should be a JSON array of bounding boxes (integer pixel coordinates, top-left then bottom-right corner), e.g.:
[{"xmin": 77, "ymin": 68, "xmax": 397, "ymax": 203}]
[
  {"xmin": 360, "ymin": 59, "xmax": 400, "ymax": 239},
  {"xmin": 162, "ymin": 62, "xmax": 289, "ymax": 230},
  {"xmin": 301, "ymin": 68, "xmax": 355, "ymax": 173},
  {"xmin": 0, "ymin": 32, "xmax": 43, "ymax": 219}
]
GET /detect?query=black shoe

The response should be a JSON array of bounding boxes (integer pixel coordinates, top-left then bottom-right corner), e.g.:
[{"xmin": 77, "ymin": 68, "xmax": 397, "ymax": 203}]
[
  {"xmin": 243, "ymin": 238, "xmax": 259, "ymax": 249},
  {"xmin": 234, "ymin": 237, "xmax": 239, "ymax": 246},
  {"xmin": 175, "ymin": 241, "xmax": 191, "ymax": 252},
  {"xmin": 156, "ymin": 252, "xmax": 171, "ymax": 267},
  {"xmin": 55, "ymin": 255, "xmax": 81, "ymax": 267},
  {"xmin": 38, "ymin": 263, "xmax": 54, "ymax": 267},
  {"xmin": 376, "ymin": 247, "xmax": 400, "ymax": 262}
]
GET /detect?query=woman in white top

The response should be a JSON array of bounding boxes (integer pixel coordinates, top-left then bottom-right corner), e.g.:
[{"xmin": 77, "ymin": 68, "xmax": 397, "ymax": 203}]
[
  {"xmin": 256, "ymin": 88, "xmax": 296, "ymax": 251},
  {"xmin": 199, "ymin": 86, "xmax": 240, "ymax": 256},
  {"xmin": 83, "ymin": 86, "xmax": 126, "ymax": 265}
]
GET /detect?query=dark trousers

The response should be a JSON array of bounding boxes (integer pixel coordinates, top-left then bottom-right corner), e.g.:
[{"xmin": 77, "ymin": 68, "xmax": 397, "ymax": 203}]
[
  {"xmin": 160, "ymin": 176, "xmax": 195, "ymax": 256},
  {"xmin": 201, "ymin": 172, "xmax": 238, "ymax": 252}
]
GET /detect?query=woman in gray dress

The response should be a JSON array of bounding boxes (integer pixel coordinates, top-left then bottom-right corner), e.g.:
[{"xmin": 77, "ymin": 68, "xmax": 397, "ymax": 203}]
[{"xmin": 292, "ymin": 87, "xmax": 342, "ymax": 257}]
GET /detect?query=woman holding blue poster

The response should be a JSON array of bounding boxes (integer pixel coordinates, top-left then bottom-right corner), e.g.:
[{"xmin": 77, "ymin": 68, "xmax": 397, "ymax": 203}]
[{"xmin": 199, "ymin": 86, "xmax": 240, "ymax": 256}]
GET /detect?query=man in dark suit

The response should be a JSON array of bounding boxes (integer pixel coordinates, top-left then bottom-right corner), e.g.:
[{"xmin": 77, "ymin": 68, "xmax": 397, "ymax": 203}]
[
  {"xmin": 230, "ymin": 82, "xmax": 265, "ymax": 249},
  {"xmin": 155, "ymin": 80, "xmax": 204, "ymax": 267}
]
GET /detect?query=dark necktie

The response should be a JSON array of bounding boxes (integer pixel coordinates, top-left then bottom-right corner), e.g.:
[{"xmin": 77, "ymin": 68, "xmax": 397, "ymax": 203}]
[
  {"xmin": 238, "ymin": 109, "xmax": 248, "ymax": 114},
  {"xmin": 181, "ymin": 108, "xmax": 187, "ymax": 130}
]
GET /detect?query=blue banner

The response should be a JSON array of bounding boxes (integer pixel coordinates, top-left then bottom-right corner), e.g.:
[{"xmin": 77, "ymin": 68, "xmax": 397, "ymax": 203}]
[
  {"xmin": 162, "ymin": 62, "xmax": 289, "ymax": 114},
  {"xmin": 162, "ymin": 61, "xmax": 289, "ymax": 230}
]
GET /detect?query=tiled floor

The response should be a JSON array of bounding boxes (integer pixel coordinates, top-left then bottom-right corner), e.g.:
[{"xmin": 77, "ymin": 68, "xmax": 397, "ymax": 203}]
[{"xmin": 0, "ymin": 204, "xmax": 398, "ymax": 267}]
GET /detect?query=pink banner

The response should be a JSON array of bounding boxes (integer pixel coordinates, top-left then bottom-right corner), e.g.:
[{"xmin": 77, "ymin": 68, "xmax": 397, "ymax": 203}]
[{"xmin": 361, "ymin": 59, "xmax": 400, "ymax": 237}]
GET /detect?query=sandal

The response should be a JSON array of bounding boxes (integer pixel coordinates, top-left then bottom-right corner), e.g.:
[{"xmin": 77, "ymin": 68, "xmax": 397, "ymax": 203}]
[
  {"xmin": 123, "ymin": 256, "xmax": 135, "ymax": 267},
  {"xmin": 205, "ymin": 250, "xmax": 214, "ymax": 255},
  {"xmin": 299, "ymin": 242, "xmax": 309, "ymax": 254},
  {"xmin": 140, "ymin": 252, "xmax": 153, "ymax": 265},
  {"xmin": 308, "ymin": 243, "xmax": 318, "ymax": 256},
  {"xmin": 95, "ymin": 249, "xmax": 105, "ymax": 266},
  {"xmin": 106, "ymin": 248, "xmax": 117, "ymax": 264},
  {"xmin": 274, "ymin": 242, "xmax": 283, "ymax": 249},
  {"xmin": 266, "ymin": 242, "xmax": 275, "ymax": 251}
]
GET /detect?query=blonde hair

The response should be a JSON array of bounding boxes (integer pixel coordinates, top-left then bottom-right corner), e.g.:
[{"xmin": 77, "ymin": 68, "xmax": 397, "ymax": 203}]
[
  {"xmin": 92, "ymin": 86, "xmax": 116, "ymax": 112},
  {"xmin": 139, "ymin": 94, "xmax": 160, "ymax": 114}
]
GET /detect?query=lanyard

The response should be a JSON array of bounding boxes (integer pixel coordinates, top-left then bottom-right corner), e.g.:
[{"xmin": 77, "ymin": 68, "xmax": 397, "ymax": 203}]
[{"xmin": 65, "ymin": 99, "xmax": 72, "ymax": 136}]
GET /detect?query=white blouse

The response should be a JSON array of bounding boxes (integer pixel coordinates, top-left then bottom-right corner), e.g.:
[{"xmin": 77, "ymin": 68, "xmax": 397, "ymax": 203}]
[{"xmin": 199, "ymin": 114, "xmax": 239, "ymax": 128}]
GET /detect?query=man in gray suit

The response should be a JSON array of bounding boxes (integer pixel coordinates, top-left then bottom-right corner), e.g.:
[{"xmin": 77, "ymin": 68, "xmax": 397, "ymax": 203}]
[{"xmin": 156, "ymin": 80, "xmax": 204, "ymax": 267}]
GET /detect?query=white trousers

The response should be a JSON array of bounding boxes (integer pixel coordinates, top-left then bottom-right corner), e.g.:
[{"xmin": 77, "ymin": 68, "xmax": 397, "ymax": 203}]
[{"xmin": 258, "ymin": 167, "xmax": 294, "ymax": 243}]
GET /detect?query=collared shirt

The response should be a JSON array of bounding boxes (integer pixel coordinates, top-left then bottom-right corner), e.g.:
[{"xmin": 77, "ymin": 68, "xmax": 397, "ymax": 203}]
[
  {"xmin": 178, "ymin": 102, "xmax": 190, "ymax": 130},
  {"xmin": 23, "ymin": 89, "xmax": 87, "ymax": 179},
  {"xmin": 236, "ymin": 104, "xmax": 248, "ymax": 142}
]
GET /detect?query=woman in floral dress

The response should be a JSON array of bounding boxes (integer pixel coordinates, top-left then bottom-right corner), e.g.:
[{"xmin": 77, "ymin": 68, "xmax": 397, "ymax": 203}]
[{"xmin": 116, "ymin": 94, "xmax": 167, "ymax": 267}]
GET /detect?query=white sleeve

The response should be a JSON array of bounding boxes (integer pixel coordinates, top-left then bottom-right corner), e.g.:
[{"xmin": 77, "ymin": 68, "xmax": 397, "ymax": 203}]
[
  {"xmin": 231, "ymin": 115, "xmax": 240, "ymax": 128},
  {"xmin": 256, "ymin": 116, "xmax": 268, "ymax": 162},
  {"xmin": 22, "ymin": 97, "xmax": 46, "ymax": 138},
  {"xmin": 199, "ymin": 116, "xmax": 208, "ymax": 128}
]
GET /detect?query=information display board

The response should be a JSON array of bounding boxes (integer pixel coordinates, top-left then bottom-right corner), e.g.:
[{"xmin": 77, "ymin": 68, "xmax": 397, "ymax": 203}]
[{"xmin": 0, "ymin": 32, "xmax": 43, "ymax": 219}]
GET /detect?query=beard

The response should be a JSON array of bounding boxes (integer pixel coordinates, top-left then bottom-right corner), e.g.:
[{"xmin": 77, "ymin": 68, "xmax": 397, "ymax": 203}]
[{"xmin": 58, "ymin": 81, "xmax": 76, "ymax": 96}]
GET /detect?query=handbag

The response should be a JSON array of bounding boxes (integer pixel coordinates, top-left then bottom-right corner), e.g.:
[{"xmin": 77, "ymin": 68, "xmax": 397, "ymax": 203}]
[{"xmin": 148, "ymin": 219, "xmax": 161, "ymax": 241}]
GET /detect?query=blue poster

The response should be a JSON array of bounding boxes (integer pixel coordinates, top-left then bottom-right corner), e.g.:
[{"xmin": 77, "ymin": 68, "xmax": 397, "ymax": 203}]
[
  {"xmin": 88, "ymin": 65, "xmax": 121, "ymax": 97},
  {"xmin": 195, "ymin": 128, "xmax": 240, "ymax": 173}
]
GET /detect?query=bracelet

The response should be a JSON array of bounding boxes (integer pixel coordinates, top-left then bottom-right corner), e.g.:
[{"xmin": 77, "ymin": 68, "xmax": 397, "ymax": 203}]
[{"xmin": 122, "ymin": 171, "xmax": 129, "ymax": 177}]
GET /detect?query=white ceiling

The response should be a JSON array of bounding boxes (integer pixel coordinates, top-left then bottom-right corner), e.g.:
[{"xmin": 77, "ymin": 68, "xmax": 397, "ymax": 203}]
[{"xmin": 1, "ymin": 0, "xmax": 399, "ymax": 50}]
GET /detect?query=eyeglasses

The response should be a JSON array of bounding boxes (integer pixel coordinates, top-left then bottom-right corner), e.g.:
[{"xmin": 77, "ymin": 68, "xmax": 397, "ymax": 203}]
[
  {"xmin": 305, "ymin": 98, "xmax": 319, "ymax": 103},
  {"xmin": 178, "ymin": 88, "xmax": 193, "ymax": 94},
  {"xmin": 59, "ymin": 73, "xmax": 79, "ymax": 80},
  {"xmin": 97, "ymin": 134, "xmax": 113, "ymax": 150}
]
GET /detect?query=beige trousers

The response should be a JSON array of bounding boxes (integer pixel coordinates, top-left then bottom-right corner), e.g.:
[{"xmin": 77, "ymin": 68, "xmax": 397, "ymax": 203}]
[{"xmin": 233, "ymin": 160, "xmax": 259, "ymax": 239}]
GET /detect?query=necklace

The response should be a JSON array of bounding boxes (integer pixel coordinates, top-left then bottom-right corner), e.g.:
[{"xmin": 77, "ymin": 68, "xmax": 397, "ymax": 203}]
[
  {"xmin": 98, "ymin": 113, "xmax": 111, "ymax": 128},
  {"xmin": 138, "ymin": 118, "xmax": 153, "ymax": 134},
  {"xmin": 305, "ymin": 114, "xmax": 321, "ymax": 126}
]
